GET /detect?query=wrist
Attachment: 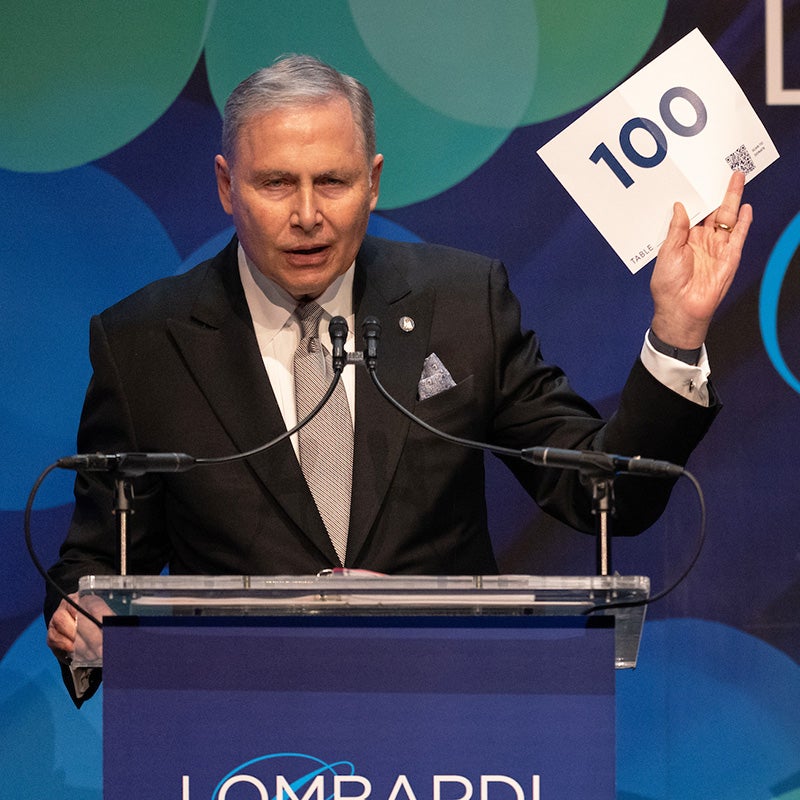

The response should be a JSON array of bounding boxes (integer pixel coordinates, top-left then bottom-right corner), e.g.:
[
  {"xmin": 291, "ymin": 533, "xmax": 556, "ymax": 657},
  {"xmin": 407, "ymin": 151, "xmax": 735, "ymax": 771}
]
[
  {"xmin": 649, "ymin": 310, "xmax": 709, "ymax": 350},
  {"xmin": 647, "ymin": 328, "xmax": 703, "ymax": 365}
]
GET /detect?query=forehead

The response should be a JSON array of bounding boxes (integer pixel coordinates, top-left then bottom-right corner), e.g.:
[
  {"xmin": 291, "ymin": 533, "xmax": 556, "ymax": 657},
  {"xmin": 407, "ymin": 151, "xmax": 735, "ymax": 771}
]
[{"xmin": 233, "ymin": 97, "xmax": 367, "ymax": 166}]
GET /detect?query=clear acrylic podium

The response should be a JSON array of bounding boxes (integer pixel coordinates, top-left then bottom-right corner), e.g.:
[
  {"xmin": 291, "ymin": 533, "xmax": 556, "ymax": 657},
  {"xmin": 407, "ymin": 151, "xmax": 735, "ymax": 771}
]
[
  {"xmin": 75, "ymin": 572, "xmax": 649, "ymax": 669},
  {"xmin": 76, "ymin": 573, "xmax": 649, "ymax": 800}
]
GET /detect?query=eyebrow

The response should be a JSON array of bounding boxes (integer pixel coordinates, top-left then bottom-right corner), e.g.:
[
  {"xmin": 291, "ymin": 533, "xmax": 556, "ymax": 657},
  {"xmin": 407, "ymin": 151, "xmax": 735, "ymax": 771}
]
[
  {"xmin": 251, "ymin": 168, "xmax": 358, "ymax": 182},
  {"xmin": 251, "ymin": 169, "xmax": 294, "ymax": 182}
]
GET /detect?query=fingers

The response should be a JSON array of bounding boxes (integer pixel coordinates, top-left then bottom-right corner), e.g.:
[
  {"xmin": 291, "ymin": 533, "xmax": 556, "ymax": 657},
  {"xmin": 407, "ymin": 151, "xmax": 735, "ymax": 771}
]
[
  {"xmin": 661, "ymin": 201, "xmax": 690, "ymax": 252},
  {"xmin": 75, "ymin": 595, "xmax": 108, "ymax": 663},
  {"xmin": 47, "ymin": 598, "xmax": 78, "ymax": 662},
  {"xmin": 707, "ymin": 170, "xmax": 746, "ymax": 233},
  {"xmin": 727, "ymin": 201, "xmax": 753, "ymax": 251}
]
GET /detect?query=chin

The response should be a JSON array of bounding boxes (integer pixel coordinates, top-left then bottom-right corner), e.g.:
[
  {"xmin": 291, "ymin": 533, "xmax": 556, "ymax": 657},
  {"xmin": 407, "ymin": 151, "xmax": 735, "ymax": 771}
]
[
  {"xmin": 288, "ymin": 282, "xmax": 327, "ymax": 301},
  {"xmin": 289, "ymin": 271, "xmax": 341, "ymax": 300}
]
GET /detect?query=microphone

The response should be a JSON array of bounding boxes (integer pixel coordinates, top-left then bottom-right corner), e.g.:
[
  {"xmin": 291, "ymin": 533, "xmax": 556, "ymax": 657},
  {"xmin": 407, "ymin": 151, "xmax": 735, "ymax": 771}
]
[
  {"xmin": 57, "ymin": 452, "xmax": 196, "ymax": 476},
  {"xmin": 329, "ymin": 315, "xmax": 348, "ymax": 371},
  {"xmin": 362, "ymin": 316, "xmax": 381, "ymax": 370},
  {"xmin": 520, "ymin": 446, "xmax": 684, "ymax": 478},
  {"xmin": 359, "ymin": 315, "xmax": 683, "ymax": 479},
  {"xmin": 48, "ymin": 316, "xmax": 356, "ymax": 579},
  {"xmin": 55, "ymin": 318, "xmax": 356, "ymax": 478}
]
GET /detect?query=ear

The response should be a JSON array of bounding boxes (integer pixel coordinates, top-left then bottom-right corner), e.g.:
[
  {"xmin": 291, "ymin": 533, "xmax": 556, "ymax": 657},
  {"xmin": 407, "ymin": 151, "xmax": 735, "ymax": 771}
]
[
  {"xmin": 369, "ymin": 154, "xmax": 384, "ymax": 211},
  {"xmin": 215, "ymin": 155, "xmax": 233, "ymax": 215}
]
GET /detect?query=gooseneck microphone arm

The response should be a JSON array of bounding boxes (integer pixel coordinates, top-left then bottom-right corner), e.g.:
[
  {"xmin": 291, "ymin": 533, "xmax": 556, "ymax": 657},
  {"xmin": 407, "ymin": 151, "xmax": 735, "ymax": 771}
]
[
  {"xmin": 57, "ymin": 316, "xmax": 352, "ymax": 477},
  {"xmin": 358, "ymin": 317, "xmax": 684, "ymax": 477},
  {"xmin": 360, "ymin": 323, "xmax": 620, "ymax": 572},
  {"xmin": 33, "ymin": 316, "xmax": 353, "ymax": 623},
  {"xmin": 358, "ymin": 316, "xmax": 701, "ymax": 591}
]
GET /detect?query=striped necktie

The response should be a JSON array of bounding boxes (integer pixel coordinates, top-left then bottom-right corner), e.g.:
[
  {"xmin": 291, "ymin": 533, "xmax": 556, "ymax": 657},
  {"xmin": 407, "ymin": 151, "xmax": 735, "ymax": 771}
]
[{"xmin": 293, "ymin": 301, "xmax": 353, "ymax": 564}]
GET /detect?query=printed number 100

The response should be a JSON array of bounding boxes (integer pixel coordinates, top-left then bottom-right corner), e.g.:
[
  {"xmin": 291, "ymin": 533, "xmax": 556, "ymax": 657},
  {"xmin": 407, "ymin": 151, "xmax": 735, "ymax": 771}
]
[{"xmin": 590, "ymin": 86, "xmax": 707, "ymax": 188}]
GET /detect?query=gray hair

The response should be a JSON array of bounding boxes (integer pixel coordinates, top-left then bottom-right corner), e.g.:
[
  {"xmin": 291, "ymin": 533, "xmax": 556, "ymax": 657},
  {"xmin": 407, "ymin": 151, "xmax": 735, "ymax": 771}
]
[{"xmin": 221, "ymin": 54, "xmax": 376, "ymax": 164}]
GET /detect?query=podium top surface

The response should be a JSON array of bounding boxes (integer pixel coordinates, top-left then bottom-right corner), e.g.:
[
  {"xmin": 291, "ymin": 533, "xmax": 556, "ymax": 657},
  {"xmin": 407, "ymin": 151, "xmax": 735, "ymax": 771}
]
[{"xmin": 77, "ymin": 573, "xmax": 649, "ymax": 668}]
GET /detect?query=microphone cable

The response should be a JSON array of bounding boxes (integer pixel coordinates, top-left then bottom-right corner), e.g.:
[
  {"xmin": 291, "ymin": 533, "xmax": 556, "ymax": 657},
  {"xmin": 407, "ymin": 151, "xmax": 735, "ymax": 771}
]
[
  {"xmin": 26, "ymin": 318, "xmax": 351, "ymax": 630},
  {"xmin": 360, "ymin": 317, "xmax": 707, "ymax": 614}
]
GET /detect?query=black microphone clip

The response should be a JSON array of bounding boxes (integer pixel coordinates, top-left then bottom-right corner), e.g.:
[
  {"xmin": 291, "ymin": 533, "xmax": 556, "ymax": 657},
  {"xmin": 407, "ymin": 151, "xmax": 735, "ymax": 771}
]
[
  {"xmin": 329, "ymin": 315, "xmax": 348, "ymax": 372},
  {"xmin": 362, "ymin": 316, "xmax": 381, "ymax": 370}
]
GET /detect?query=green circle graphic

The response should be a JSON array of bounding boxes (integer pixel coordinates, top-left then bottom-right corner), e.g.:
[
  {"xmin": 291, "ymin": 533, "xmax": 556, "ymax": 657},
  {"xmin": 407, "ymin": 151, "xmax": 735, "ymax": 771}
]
[
  {"xmin": 205, "ymin": 0, "xmax": 667, "ymax": 206},
  {"xmin": 0, "ymin": 1, "xmax": 212, "ymax": 172}
]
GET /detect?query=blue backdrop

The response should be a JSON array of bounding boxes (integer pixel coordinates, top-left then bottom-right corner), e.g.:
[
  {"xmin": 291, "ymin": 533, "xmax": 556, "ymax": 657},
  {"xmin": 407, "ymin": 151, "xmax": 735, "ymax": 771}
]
[{"xmin": 1, "ymin": 2, "xmax": 799, "ymax": 797}]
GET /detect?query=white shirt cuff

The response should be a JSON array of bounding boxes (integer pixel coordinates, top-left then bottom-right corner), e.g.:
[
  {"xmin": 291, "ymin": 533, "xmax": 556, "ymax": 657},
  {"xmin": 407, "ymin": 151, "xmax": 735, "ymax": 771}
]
[{"xmin": 640, "ymin": 330, "xmax": 711, "ymax": 407}]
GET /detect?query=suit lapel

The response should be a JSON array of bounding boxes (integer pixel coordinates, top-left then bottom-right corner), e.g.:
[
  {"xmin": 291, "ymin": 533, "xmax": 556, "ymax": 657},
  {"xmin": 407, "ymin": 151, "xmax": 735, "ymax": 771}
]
[
  {"xmin": 163, "ymin": 236, "xmax": 436, "ymax": 568},
  {"xmin": 166, "ymin": 239, "xmax": 339, "ymax": 564},
  {"xmin": 346, "ymin": 238, "xmax": 434, "ymax": 565}
]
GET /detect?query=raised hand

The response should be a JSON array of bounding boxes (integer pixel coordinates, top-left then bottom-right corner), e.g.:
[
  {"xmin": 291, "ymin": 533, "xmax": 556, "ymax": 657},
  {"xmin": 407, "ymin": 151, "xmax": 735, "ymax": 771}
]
[{"xmin": 650, "ymin": 170, "xmax": 753, "ymax": 349}]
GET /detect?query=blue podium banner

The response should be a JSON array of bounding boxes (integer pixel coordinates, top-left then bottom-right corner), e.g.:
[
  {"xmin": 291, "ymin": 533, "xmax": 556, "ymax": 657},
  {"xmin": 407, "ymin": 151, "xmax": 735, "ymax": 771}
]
[{"xmin": 103, "ymin": 616, "xmax": 615, "ymax": 800}]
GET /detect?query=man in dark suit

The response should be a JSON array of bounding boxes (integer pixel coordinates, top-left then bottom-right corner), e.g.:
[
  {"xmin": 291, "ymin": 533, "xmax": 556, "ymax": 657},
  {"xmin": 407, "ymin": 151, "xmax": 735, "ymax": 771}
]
[{"xmin": 45, "ymin": 55, "xmax": 752, "ymax": 699}]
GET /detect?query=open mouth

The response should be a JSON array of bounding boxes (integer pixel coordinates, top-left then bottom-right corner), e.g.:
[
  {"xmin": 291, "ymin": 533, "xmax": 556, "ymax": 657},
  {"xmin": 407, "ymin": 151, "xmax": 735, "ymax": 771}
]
[{"xmin": 289, "ymin": 245, "xmax": 328, "ymax": 255}]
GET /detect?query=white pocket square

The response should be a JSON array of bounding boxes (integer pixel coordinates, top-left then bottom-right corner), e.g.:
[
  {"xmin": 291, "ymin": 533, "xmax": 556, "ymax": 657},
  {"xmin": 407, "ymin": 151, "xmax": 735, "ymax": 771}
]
[{"xmin": 418, "ymin": 353, "xmax": 456, "ymax": 400}]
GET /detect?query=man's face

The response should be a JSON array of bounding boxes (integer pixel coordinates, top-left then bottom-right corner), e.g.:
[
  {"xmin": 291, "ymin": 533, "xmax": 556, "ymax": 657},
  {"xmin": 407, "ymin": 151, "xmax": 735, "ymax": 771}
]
[{"xmin": 215, "ymin": 96, "xmax": 383, "ymax": 300}]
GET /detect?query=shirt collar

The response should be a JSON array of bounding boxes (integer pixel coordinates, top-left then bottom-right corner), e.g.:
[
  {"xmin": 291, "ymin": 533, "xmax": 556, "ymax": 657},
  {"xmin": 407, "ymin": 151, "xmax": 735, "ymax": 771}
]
[{"xmin": 238, "ymin": 244, "xmax": 355, "ymax": 344}]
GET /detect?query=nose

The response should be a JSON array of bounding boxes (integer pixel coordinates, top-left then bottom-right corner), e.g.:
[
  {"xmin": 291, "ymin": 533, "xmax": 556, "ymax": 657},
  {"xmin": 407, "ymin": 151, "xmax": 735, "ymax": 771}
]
[{"xmin": 291, "ymin": 186, "xmax": 322, "ymax": 232}]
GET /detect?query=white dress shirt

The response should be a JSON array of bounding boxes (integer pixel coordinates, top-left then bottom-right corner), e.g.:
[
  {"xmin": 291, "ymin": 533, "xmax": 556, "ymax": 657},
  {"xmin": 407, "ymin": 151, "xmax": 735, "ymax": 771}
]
[{"xmin": 238, "ymin": 245, "xmax": 357, "ymax": 459}]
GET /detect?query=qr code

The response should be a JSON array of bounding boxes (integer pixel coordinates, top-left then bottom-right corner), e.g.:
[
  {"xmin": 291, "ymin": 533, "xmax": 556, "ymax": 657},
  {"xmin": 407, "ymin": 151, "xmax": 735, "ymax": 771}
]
[{"xmin": 725, "ymin": 144, "xmax": 756, "ymax": 173}]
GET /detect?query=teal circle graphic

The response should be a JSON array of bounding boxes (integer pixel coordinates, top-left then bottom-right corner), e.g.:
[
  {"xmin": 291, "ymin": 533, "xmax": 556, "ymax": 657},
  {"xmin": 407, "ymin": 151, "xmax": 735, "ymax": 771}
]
[
  {"xmin": 203, "ymin": 0, "xmax": 667, "ymax": 208},
  {"xmin": 617, "ymin": 618, "xmax": 800, "ymax": 799},
  {"xmin": 522, "ymin": 0, "xmax": 668, "ymax": 124},
  {"xmin": 0, "ymin": 1, "xmax": 212, "ymax": 172},
  {"xmin": 0, "ymin": 166, "xmax": 180, "ymax": 509},
  {"xmin": 204, "ymin": 0, "xmax": 512, "ymax": 208},
  {"xmin": 759, "ymin": 211, "xmax": 800, "ymax": 394},
  {"xmin": 0, "ymin": 620, "xmax": 103, "ymax": 799},
  {"xmin": 348, "ymin": 0, "xmax": 539, "ymax": 128}
]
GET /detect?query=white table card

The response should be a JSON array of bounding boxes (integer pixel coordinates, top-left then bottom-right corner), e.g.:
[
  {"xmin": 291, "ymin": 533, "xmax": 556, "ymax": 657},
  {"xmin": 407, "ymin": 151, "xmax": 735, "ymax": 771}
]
[{"xmin": 537, "ymin": 29, "xmax": 779, "ymax": 273}]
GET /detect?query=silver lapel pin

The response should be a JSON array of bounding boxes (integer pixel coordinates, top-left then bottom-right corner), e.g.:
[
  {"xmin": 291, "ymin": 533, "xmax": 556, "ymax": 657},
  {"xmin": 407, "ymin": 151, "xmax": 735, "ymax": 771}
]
[{"xmin": 398, "ymin": 316, "xmax": 415, "ymax": 333}]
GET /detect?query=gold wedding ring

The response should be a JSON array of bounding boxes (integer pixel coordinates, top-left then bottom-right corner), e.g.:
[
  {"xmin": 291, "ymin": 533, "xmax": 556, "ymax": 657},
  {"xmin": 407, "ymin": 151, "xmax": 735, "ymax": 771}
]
[{"xmin": 715, "ymin": 222, "xmax": 733, "ymax": 232}]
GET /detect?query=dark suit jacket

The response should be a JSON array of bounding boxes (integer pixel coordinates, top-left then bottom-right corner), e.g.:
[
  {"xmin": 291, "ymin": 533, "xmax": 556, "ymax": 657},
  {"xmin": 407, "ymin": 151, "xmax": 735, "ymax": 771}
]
[{"xmin": 46, "ymin": 235, "xmax": 718, "ymax": 694}]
